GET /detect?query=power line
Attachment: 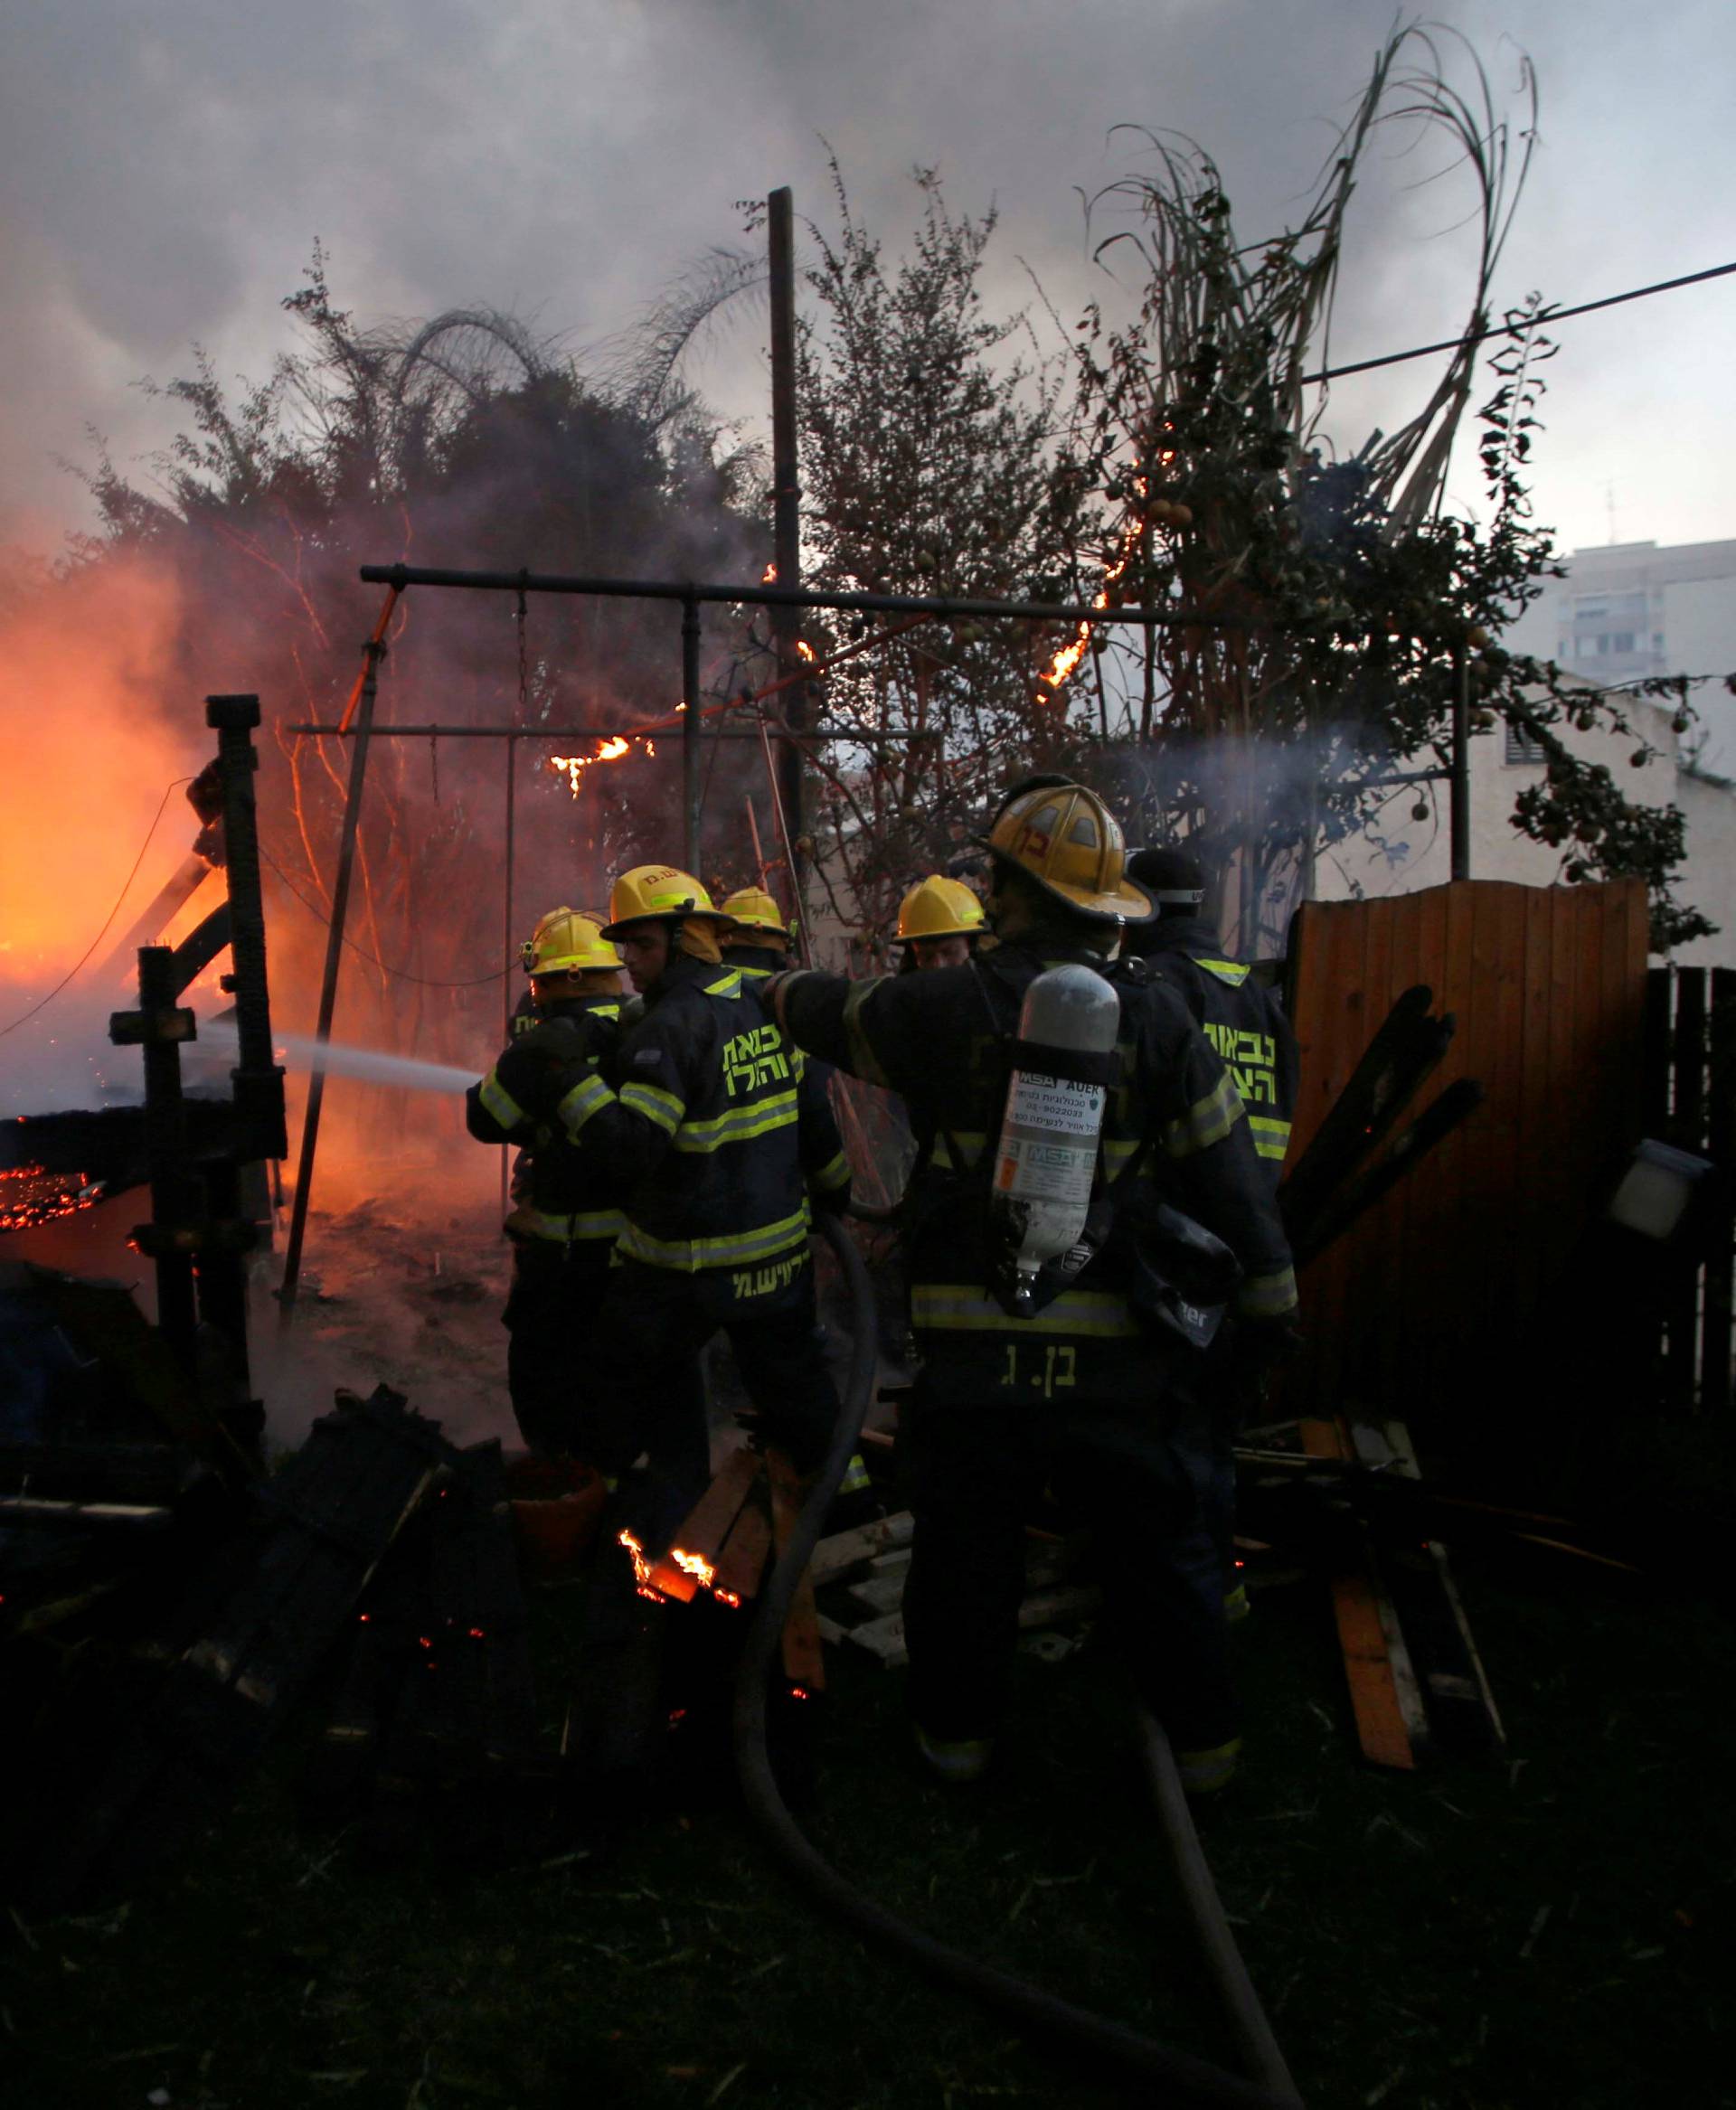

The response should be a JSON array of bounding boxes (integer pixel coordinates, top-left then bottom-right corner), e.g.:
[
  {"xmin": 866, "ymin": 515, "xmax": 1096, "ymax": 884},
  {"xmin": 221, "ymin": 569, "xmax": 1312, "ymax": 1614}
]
[
  {"xmin": 0, "ymin": 777, "xmax": 193, "ymax": 1038},
  {"xmin": 1304, "ymin": 258, "xmax": 1736, "ymax": 386}
]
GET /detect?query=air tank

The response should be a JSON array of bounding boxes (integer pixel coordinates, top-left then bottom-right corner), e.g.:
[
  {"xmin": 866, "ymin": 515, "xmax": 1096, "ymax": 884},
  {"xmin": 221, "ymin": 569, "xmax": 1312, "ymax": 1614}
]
[{"xmin": 989, "ymin": 964, "xmax": 1120, "ymax": 1314}]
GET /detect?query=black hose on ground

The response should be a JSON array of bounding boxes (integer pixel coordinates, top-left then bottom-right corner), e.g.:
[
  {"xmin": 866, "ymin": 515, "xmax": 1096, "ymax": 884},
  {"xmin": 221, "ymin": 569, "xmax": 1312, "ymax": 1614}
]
[
  {"xmin": 1135, "ymin": 1709, "xmax": 1302, "ymax": 2104},
  {"xmin": 731, "ymin": 1213, "xmax": 1301, "ymax": 2108}
]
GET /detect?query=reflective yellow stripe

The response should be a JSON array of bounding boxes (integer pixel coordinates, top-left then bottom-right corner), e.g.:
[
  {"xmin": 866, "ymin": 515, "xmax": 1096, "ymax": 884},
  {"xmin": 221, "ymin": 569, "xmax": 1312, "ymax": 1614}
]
[
  {"xmin": 1101, "ymin": 1136, "xmax": 1141, "ymax": 1176},
  {"xmin": 618, "ymin": 1203, "xmax": 813, "ymax": 1273},
  {"xmin": 620, "ymin": 1080, "xmax": 685, "ymax": 1135},
  {"xmin": 702, "ymin": 970, "xmax": 744, "ymax": 999},
  {"xmin": 910, "ymin": 1284, "xmax": 1142, "ymax": 1339},
  {"xmin": 1161, "ymin": 1073, "xmax": 1244, "ymax": 1159},
  {"xmin": 931, "ymin": 1130, "xmax": 986, "ymax": 1173},
  {"xmin": 812, "ymin": 1148, "xmax": 851, "ymax": 1192},
  {"xmin": 1238, "ymin": 1267, "xmax": 1298, "ymax": 1318},
  {"xmin": 1248, "ymin": 1115, "xmax": 1292, "ymax": 1163},
  {"xmin": 510, "ymin": 1204, "xmax": 627, "ymax": 1243},
  {"xmin": 673, "ymin": 1089, "xmax": 800, "ymax": 1152},
  {"xmin": 842, "ymin": 978, "xmax": 894, "ymax": 1088},
  {"xmin": 839, "ymin": 1454, "xmax": 872, "ymax": 1493},
  {"xmin": 556, "ymin": 1071, "xmax": 614, "ymax": 1137},
  {"xmin": 1198, "ymin": 958, "xmax": 1250, "ymax": 987},
  {"xmin": 478, "ymin": 1070, "xmax": 527, "ymax": 1131},
  {"xmin": 735, "ymin": 964, "xmax": 773, "ymax": 981}
]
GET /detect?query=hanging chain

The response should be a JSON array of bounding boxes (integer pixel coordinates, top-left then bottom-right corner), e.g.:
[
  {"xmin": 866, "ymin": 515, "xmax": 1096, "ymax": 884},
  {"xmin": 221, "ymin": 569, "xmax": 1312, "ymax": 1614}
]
[
  {"xmin": 429, "ymin": 729, "xmax": 440, "ymax": 806},
  {"xmin": 514, "ymin": 587, "xmax": 531, "ymax": 725}
]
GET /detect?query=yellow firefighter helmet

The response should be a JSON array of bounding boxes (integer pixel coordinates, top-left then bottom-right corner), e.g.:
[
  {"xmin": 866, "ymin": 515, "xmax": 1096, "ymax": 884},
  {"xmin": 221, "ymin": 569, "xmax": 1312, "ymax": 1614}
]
[
  {"xmin": 977, "ymin": 781, "xmax": 1151, "ymax": 923},
  {"xmin": 520, "ymin": 909, "xmax": 623, "ymax": 978},
  {"xmin": 600, "ymin": 865, "xmax": 735, "ymax": 938},
  {"xmin": 895, "ymin": 875, "xmax": 987, "ymax": 944},
  {"xmin": 720, "ymin": 886, "xmax": 793, "ymax": 943}
]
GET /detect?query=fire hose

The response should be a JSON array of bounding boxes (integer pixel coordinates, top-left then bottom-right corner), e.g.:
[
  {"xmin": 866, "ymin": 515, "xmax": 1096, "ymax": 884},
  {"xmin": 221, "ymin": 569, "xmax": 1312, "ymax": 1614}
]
[{"xmin": 731, "ymin": 1210, "xmax": 1303, "ymax": 2107}]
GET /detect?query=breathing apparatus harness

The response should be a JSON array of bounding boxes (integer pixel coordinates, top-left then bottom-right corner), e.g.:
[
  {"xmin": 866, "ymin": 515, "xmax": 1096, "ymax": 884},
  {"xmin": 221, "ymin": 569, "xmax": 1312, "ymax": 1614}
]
[{"xmin": 888, "ymin": 948, "xmax": 1240, "ymax": 1347}]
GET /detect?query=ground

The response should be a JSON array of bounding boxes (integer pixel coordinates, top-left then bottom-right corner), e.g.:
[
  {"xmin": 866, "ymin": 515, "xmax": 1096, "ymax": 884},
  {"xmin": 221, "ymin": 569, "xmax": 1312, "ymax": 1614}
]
[{"xmin": 4, "ymin": 1512, "xmax": 1731, "ymax": 2110}]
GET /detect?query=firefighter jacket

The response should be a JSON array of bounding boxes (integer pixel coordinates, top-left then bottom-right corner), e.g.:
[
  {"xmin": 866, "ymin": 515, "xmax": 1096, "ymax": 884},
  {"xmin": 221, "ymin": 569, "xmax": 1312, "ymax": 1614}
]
[
  {"xmin": 466, "ymin": 994, "xmax": 626, "ymax": 1248},
  {"xmin": 771, "ymin": 941, "xmax": 1297, "ymax": 1392},
  {"xmin": 551, "ymin": 955, "xmax": 850, "ymax": 1286},
  {"xmin": 1127, "ymin": 917, "xmax": 1299, "ymax": 1189}
]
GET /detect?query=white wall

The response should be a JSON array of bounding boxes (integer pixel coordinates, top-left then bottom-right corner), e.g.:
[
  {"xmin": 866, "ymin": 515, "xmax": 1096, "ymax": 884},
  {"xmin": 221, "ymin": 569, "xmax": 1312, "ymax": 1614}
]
[{"xmin": 1311, "ymin": 692, "xmax": 1736, "ymax": 966}]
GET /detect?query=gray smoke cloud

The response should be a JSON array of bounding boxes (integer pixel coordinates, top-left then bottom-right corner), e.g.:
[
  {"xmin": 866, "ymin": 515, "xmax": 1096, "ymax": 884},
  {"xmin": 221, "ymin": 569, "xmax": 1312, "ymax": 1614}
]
[{"xmin": 5, "ymin": 0, "xmax": 1734, "ymax": 556}]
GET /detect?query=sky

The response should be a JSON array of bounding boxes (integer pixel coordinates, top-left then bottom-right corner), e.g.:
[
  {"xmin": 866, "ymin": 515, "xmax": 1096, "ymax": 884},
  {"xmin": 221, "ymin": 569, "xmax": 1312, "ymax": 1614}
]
[{"xmin": 4, "ymin": 0, "xmax": 1734, "ymax": 563}]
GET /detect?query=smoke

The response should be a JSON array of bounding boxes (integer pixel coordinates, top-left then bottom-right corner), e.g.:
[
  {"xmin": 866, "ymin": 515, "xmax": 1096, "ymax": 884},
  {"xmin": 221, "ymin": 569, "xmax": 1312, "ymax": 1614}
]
[{"xmin": 0, "ymin": 552, "xmax": 206, "ymax": 997}]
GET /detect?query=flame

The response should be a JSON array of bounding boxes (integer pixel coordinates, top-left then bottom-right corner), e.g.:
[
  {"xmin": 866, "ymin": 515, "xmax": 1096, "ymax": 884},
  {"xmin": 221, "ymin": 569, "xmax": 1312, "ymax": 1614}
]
[
  {"xmin": 670, "ymin": 1546, "xmax": 716, "ymax": 1590},
  {"xmin": 618, "ymin": 1526, "xmax": 666, "ymax": 1600},
  {"xmin": 762, "ymin": 563, "xmax": 778, "ymax": 584},
  {"xmin": 713, "ymin": 1587, "xmax": 742, "ymax": 1609},
  {"xmin": 795, "ymin": 640, "xmax": 816, "ymax": 664},
  {"xmin": 548, "ymin": 735, "xmax": 644, "ymax": 797},
  {"xmin": 1040, "ymin": 515, "xmax": 1144, "ymax": 695},
  {"xmin": 0, "ymin": 1164, "xmax": 105, "ymax": 1232}
]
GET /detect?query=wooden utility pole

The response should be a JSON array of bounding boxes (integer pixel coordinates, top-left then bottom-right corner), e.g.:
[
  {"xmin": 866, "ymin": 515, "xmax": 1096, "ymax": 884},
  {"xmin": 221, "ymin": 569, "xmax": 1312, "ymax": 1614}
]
[{"xmin": 768, "ymin": 188, "xmax": 807, "ymax": 918}]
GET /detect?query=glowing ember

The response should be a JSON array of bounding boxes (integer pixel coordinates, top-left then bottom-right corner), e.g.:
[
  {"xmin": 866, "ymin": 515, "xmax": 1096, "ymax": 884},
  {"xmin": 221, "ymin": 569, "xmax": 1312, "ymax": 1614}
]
[
  {"xmin": 795, "ymin": 639, "xmax": 816, "ymax": 664},
  {"xmin": 713, "ymin": 1587, "xmax": 742, "ymax": 1609},
  {"xmin": 0, "ymin": 1165, "xmax": 105, "ymax": 1233},
  {"xmin": 762, "ymin": 562, "xmax": 778, "ymax": 584}
]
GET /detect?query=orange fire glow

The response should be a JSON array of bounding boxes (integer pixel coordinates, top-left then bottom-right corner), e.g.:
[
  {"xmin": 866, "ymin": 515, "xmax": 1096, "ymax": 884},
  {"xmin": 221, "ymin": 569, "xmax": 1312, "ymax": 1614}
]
[
  {"xmin": 762, "ymin": 563, "xmax": 778, "ymax": 584},
  {"xmin": 0, "ymin": 1165, "xmax": 104, "ymax": 1232},
  {"xmin": 0, "ymin": 556, "xmax": 205, "ymax": 994},
  {"xmin": 795, "ymin": 639, "xmax": 816, "ymax": 664}
]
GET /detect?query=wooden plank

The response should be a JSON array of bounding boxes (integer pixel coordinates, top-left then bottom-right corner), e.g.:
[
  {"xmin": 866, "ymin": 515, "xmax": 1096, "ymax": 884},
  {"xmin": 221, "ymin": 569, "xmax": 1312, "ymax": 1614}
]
[
  {"xmin": 1513, "ymin": 885, "xmax": 1557, "ymax": 1322},
  {"xmin": 712, "ymin": 1484, "xmax": 772, "ymax": 1608},
  {"xmin": 809, "ymin": 1509, "xmax": 916, "ymax": 1586},
  {"xmin": 1368, "ymin": 1419, "xmax": 1505, "ymax": 1751},
  {"xmin": 766, "ymin": 1446, "xmax": 825, "ymax": 1694},
  {"xmin": 663, "ymin": 1446, "xmax": 762, "ymax": 1589},
  {"xmin": 1703, "ymin": 968, "xmax": 1736, "ymax": 1415},
  {"xmin": 1299, "ymin": 1416, "xmax": 1420, "ymax": 1771},
  {"xmin": 1665, "ymin": 968, "xmax": 1709, "ymax": 1411},
  {"xmin": 1643, "ymin": 966, "xmax": 1674, "ymax": 1135}
]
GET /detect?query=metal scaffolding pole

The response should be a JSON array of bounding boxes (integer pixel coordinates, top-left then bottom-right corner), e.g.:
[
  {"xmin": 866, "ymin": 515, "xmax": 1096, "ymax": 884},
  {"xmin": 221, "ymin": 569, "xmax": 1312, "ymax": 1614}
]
[
  {"xmin": 768, "ymin": 186, "xmax": 808, "ymax": 913},
  {"xmin": 278, "ymin": 634, "xmax": 384, "ymax": 1327}
]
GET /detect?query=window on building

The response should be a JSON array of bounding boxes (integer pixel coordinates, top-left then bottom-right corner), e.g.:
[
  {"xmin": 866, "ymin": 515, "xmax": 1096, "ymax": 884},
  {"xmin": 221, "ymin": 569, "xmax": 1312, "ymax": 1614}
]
[
  {"xmin": 1611, "ymin": 632, "xmax": 1636, "ymax": 654},
  {"xmin": 1505, "ymin": 721, "xmax": 1547, "ymax": 765}
]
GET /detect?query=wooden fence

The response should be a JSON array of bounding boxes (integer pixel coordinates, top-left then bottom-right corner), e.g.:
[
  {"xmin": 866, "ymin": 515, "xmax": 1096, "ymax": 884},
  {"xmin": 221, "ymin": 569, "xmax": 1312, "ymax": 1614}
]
[
  {"xmin": 1643, "ymin": 965, "xmax": 1736, "ymax": 1412},
  {"xmin": 1284, "ymin": 879, "xmax": 1650, "ymax": 1430}
]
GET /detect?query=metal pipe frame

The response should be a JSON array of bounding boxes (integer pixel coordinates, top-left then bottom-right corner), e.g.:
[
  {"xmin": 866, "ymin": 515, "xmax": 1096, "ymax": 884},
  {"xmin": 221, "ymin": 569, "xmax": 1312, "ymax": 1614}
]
[{"xmin": 358, "ymin": 560, "xmax": 1294, "ymax": 633}]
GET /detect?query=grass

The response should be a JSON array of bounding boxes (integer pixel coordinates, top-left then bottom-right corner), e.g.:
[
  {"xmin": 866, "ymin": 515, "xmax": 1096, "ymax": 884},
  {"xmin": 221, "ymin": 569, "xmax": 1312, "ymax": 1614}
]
[{"xmin": 4, "ymin": 1530, "xmax": 1732, "ymax": 2109}]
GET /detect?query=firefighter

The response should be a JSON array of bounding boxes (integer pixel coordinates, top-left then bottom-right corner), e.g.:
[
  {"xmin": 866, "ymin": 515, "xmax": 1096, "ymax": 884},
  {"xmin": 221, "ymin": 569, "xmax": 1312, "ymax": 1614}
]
[
  {"xmin": 513, "ymin": 864, "xmax": 853, "ymax": 1545},
  {"xmin": 760, "ymin": 781, "xmax": 1297, "ymax": 1794},
  {"xmin": 1122, "ymin": 848, "xmax": 1298, "ymax": 1189},
  {"xmin": 466, "ymin": 910, "xmax": 628, "ymax": 1455},
  {"xmin": 719, "ymin": 885, "xmax": 795, "ymax": 981},
  {"xmin": 895, "ymin": 873, "xmax": 987, "ymax": 970},
  {"xmin": 1124, "ymin": 845, "xmax": 1302, "ymax": 1623}
]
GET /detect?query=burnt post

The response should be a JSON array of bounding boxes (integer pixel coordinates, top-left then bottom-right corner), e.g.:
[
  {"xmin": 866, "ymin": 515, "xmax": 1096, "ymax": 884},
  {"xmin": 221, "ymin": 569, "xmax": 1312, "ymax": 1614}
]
[
  {"xmin": 205, "ymin": 696, "xmax": 286, "ymax": 1163},
  {"xmin": 768, "ymin": 187, "xmax": 807, "ymax": 909},
  {"xmin": 1450, "ymin": 645, "xmax": 1471, "ymax": 882},
  {"xmin": 109, "ymin": 947, "xmax": 199, "ymax": 1373}
]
